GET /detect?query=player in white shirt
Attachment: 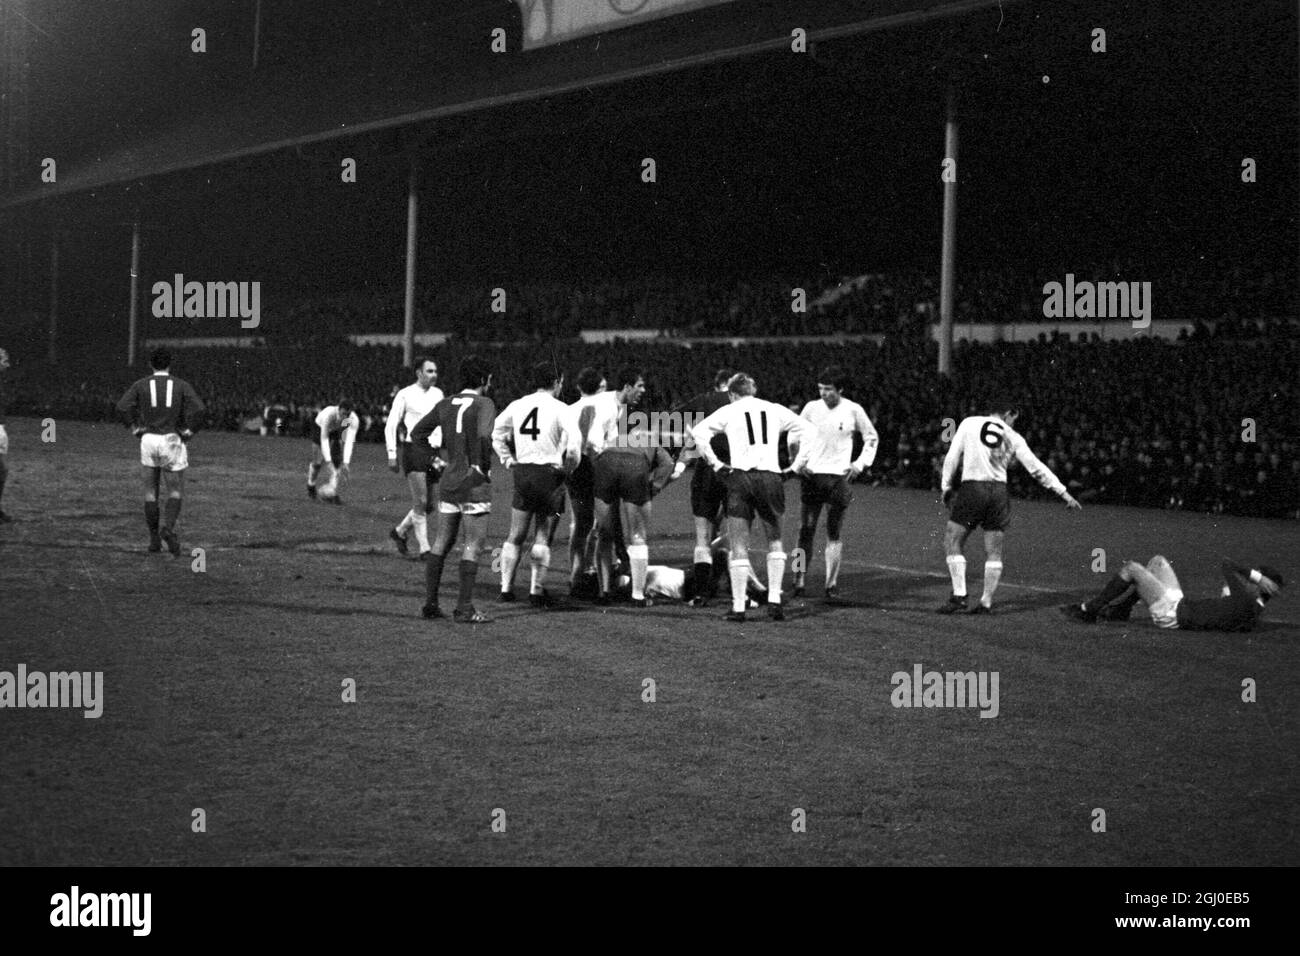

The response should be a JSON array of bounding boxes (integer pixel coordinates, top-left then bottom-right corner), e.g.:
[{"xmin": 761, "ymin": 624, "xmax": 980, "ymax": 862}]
[
  {"xmin": 939, "ymin": 401, "xmax": 1081, "ymax": 614},
  {"xmin": 565, "ymin": 367, "xmax": 613, "ymax": 595},
  {"xmin": 692, "ymin": 373, "xmax": 811, "ymax": 622},
  {"xmin": 788, "ymin": 366, "xmax": 879, "ymax": 601},
  {"xmin": 307, "ymin": 399, "xmax": 360, "ymax": 503},
  {"xmin": 492, "ymin": 362, "xmax": 580, "ymax": 607},
  {"xmin": 384, "ymin": 356, "xmax": 445, "ymax": 558}
]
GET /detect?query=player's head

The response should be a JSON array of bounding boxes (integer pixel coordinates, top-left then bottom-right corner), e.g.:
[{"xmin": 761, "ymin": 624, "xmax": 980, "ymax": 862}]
[
  {"xmin": 727, "ymin": 373, "xmax": 757, "ymax": 399},
  {"xmin": 150, "ymin": 348, "xmax": 172, "ymax": 372},
  {"xmin": 818, "ymin": 366, "xmax": 849, "ymax": 405},
  {"xmin": 576, "ymin": 366, "xmax": 603, "ymax": 397},
  {"xmin": 988, "ymin": 398, "xmax": 1021, "ymax": 427},
  {"xmin": 459, "ymin": 354, "xmax": 492, "ymax": 393},
  {"xmin": 713, "ymin": 368, "xmax": 734, "ymax": 391},
  {"xmin": 531, "ymin": 361, "xmax": 562, "ymax": 394},
  {"xmin": 1258, "ymin": 565, "xmax": 1285, "ymax": 601},
  {"xmin": 614, "ymin": 367, "xmax": 646, "ymax": 406},
  {"xmin": 336, "ymin": 396, "xmax": 354, "ymax": 415},
  {"xmin": 415, "ymin": 356, "xmax": 438, "ymax": 388}
]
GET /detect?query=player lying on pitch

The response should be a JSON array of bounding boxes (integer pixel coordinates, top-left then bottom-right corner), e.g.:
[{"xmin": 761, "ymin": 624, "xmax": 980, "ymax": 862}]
[{"xmin": 1060, "ymin": 555, "xmax": 1284, "ymax": 631}]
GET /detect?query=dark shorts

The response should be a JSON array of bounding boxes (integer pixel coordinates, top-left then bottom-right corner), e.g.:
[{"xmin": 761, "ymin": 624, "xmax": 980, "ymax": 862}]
[
  {"xmin": 513, "ymin": 463, "xmax": 567, "ymax": 516},
  {"xmin": 400, "ymin": 441, "xmax": 437, "ymax": 477},
  {"xmin": 801, "ymin": 473, "xmax": 853, "ymax": 510},
  {"xmin": 567, "ymin": 456, "xmax": 595, "ymax": 504},
  {"xmin": 593, "ymin": 453, "xmax": 652, "ymax": 507},
  {"xmin": 308, "ymin": 425, "xmax": 344, "ymax": 467},
  {"xmin": 949, "ymin": 480, "xmax": 1011, "ymax": 531},
  {"xmin": 690, "ymin": 461, "xmax": 728, "ymax": 521},
  {"xmin": 725, "ymin": 470, "xmax": 786, "ymax": 524}
]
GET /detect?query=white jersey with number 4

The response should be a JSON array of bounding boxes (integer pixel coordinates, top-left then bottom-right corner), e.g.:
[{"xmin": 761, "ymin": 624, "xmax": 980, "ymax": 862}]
[
  {"xmin": 941, "ymin": 415, "xmax": 1065, "ymax": 495},
  {"xmin": 693, "ymin": 396, "xmax": 809, "ymax": 474},
  {"xmin": 798, "ymin": 398, "xmax": 878, "ymax": 475},
  {"xmin": 493, "ymin": 392, "xmax": 577, "ymax": 467}
]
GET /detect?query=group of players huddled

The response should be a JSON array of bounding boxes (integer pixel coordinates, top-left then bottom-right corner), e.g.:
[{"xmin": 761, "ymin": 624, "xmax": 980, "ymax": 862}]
[{"xmin": 100, "ymin": 347, "xmax": 1285, "ymax": 632}]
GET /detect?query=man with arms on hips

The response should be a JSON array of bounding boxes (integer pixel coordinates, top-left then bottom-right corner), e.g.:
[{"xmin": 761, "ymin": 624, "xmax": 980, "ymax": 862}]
[
  {"xmin": 939, "ymin": 400, "xmax": 1080, "ymax": 614},
  {"xmin": 116, "ymin": 348, "xmax": 206, "ymax": 555},
  {"xmin": 788, "ymin": 365, "xmax": 878, "ymax": 601},
  {"xmin": 691, "ymin": 373, "xmax": 810, "ymax": 622},
  {"xmin": 307, "ymin": 398, "xmax": 359, "ymax": 503},
  {"xmin": 385, "ymin": 356, "xmax": 445, "ymax": 559}
]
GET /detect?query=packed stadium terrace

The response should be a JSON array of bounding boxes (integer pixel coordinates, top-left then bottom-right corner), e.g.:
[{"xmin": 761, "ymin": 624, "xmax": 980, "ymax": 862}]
[{"xmin": 9, "ymin": 321, "xmax": 1298, "ymax": 519}]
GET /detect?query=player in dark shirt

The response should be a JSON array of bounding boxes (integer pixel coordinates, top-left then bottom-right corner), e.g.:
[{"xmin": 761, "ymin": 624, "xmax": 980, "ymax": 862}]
[
  {"xmin": 672, "ymin": 368, "xmax": 733, "ymax": 603},
  {"xmin": 1061, "ymin": 555, "xmax": 1284, "ymax": 632},
  {"xmin": 0, "ymin": 347, "xmax": 12, "ymax": 522},
  {"xmin": 115, "ymin": 348, "xmax": 206, "ymax": 555},
  {"xmin": 409, "ymin": 355, "xmax": 496, "ymax": 623}
]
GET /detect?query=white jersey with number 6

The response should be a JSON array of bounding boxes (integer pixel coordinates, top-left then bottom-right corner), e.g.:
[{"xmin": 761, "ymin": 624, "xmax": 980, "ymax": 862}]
[
  {"xmin": 692, "ymin": 396, "xmax": 809, "ymax": 474},
  {"xmin": 941, "ymin": 415, "xmax": 1066, "ymax": 495},
  {"xmin": 492, "ymin": 392, "xmax": 578, "ymax": 467}
]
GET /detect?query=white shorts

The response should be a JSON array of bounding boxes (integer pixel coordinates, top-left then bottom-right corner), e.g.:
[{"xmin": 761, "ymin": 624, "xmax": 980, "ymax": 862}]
[
  {"xmin": 140, "ymin": 433, "xmax": 189, "ymax": 471},
  {"xmin": 0, "ymin": 424, "xmax": 8, "ymax": 455},
  {"xmin": 1149, "ymin": 588, "xmax": 1184, "ymax": 629},
  {"xmin": 439, "ymin": 500, "xmax": 491, "ymax": 515}
]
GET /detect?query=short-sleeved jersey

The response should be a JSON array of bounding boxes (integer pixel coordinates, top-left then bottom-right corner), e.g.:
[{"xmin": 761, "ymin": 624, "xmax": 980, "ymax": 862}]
[
  {"xmin": 941, "ymin": 415, "xmax": 1065, "ymax": 496},
  {"xmin": 493, "ymin": 391, "xmax": 577, "ymax": 468},
  {"xmin": 572, "ymin": 391, "xmax": 621, "ymax": 457},
  {"xmin": 385, "ymin": 382, "xmax": 444, "ymax": 456},
  {"xmin": 797, "ymin": 398, "xmax": 878, "ymax": 475},
  {"xmin": 411, "ymin": 391, "xmax": 496, "ymax": 501},
  {"xmin": 116, "ymin": 371, "xmax": 205, "ymax": 435},
  {"xmin": 692, "ymin": 396, "xmax": 809, "ymax": 474}
]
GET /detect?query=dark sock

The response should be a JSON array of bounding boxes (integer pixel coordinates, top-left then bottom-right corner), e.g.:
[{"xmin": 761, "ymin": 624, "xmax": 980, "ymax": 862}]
[
  {"xmin": 425, "ymin": 554, "xmax": 445, "ymax": 606},
  {"xmin": 145, "ymin": 501, "xmax": 160, "ymax": 533},
  {"xmin": 711, "ymin": 552, "xmax": 728, "ymax": 595},
  {"xmin": 1085, "ymin": 573, "xmax": 1131, "ymax": 614},
  {"xmin": 693, "ymin": 562, "xmax": 713, "ymax": 598},
  {"xmin": 163, "ymin": 498, "xmax": 182, "ymax": 531},
  {"xmin": 457, "ymin": 559, "xmax": 478, "ymax": 609},
  {"xmin": 1106, "ymin": 586, "xmax": 1140, "ymax": 614},
  {"xmin": 0, "ymin": 470, "xmax": 7, "ymax": 507}
]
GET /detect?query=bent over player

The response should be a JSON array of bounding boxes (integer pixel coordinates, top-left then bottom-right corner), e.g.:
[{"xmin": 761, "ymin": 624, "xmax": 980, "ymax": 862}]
[
  {"xmin": 411, "ymin": 355, "xmax": 496, "ymax": 623},
  {"xmin": 789, "ymin": 366, "xmax": 878, "ymax": 600},
  {"xmin": 307, "ymin": 399, "xmax": 359, "ymax": 503},
  {"xmin": 939, "ymin": 402, "xmax": 1080, "ymax": 614},
  {"xmin": 116, "ymin": 348, "xmax": 206, "ymax": 555},
  {"xmin": 1061, "ymin": 555, "xmax": 1283, "ymax": 631}
]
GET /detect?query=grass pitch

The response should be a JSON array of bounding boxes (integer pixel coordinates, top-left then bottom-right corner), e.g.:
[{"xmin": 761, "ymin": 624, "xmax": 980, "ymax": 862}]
[{"xmin": 1, "ymin": 418, "xmax": 1297, "ymax": 865}]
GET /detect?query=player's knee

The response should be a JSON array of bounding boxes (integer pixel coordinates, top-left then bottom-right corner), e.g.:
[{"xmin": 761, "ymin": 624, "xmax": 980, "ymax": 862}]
[{"xmin": 1148, "ymin": 554, "xmax": 1170, "ymax": 570}]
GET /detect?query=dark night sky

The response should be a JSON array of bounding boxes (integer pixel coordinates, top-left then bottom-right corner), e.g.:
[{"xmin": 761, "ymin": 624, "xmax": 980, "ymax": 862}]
[{"xmin": 4, "ymin": 0, "xmax": 1297, "ymax": 330}]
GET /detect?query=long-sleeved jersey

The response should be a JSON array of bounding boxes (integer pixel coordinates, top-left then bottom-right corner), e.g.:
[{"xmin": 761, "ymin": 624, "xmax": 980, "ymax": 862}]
[
  {"xmin": 493, "ymin": 391, "xmax": 578, "ymax": 468},
  {"xmin": 116, "ymin": 371, "xmax": 205, "ymax": 435},
  {"xmin": 1177, "ymin": 559, "xmax": 1272, "ymax": 632},
  {"xmin": 315, "ymin": 405, "xmax": 359, "ymax": 465},
  {"xmin": 692, "ymin": 396, "xmax": 809, "ymax": 473},
  {"xmin": 411, "ymin": 391, "xmax": 495, "ymax": 502},
  {"xmin": 384, "ymin": 382, "xmax": 444, "ymax": 458},
  {"xmin": 941, "ymin": 415, "xmax": 1065, "ymax": 496},
  {"xmin": 795, "ymin": 398, "xmax": 878, "ymax": 475}
]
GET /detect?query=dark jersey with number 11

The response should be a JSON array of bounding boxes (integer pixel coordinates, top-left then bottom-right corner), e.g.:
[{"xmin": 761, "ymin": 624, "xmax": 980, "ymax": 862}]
[{"xmin": 410, "ymin": 391, "xmax": 496, "ymax": 505}]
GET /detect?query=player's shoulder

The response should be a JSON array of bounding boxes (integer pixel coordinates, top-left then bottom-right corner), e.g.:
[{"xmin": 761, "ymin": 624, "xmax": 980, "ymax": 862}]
[{"xmin": 801, "ymin": 398, "xmax": 823, "ymax": 416}]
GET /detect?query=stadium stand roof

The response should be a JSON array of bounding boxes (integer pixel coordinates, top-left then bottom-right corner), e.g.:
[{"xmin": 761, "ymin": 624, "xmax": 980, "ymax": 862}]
[{"xmin": 3, "ymin": 0, "xmax": 1007, "ymax": 209}]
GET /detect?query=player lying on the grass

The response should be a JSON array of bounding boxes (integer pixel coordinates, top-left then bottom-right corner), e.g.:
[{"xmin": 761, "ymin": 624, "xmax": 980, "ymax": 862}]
[
  {"xmin": 692, "ymin": 372, "xmax": 810, "ymax": 622},
  {"xmin": 938, "ymin": 400, "xmax": 1081, "ymax": 615},
  {"xmin": 0, "ymin": 347, "xmax": 12, "ymax": 523},
  {"xmin": 492, "ymin": 362, "xmax": 580, "ymax": 607},
  {"xmin": 115, "ymin": 348, "xmax": 206, "ymax": 555},
  {"xmin": 411, "ymin": 355, "xmax": 496, "ymax": 623},
  {"xmin": 306, "ymin": 399, "xmax": 359, "ymax": 503},
  {"xmin": 610, "ymin": 553, "xmax": 767, "ymax": 608},
  {"xmin": 787, "ymin": 365, "xmax": 878, "ymax": 601},
  {"xmin": 1061, "ymin": 555, "xmax": 1284, "ymax": 631},
  {"xmin": 385, "ymin": 356, "xmax": 445, "ymax": 559},
  {"xmin": 673, "ymin": 368, "xmax": 735, "ymax": 605}
]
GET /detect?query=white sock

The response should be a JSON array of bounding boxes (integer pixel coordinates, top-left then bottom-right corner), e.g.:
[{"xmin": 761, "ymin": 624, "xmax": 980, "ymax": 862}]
[
  {"xmin": 397, "ymin": 509, "xmax": 415, "ymax": 534},
  {"xmin": 500, "ymin": 542, "xmax": 520, "ymax": 592},
  {"xmin": 693, "ymin": 545, "xmax": 712, "ymax": 565},
  {"xmin": 628, "ymin": 544, "xmax": 649, "ymax": 600},
  {"xmin": 766, "ymin": 552, "xmax": 787, "ymax": 604},
  {"xmin": 729, "ymin": 560, "xmax": 750, "ymax": 613},
  {"xmin": 412, "ymin": 513, "xmax": 429, "ymax": 553},
  {"xmin": 307, "ymin": 463, "xmax": 319, "ymax": 485},
  {"xmin": 981, "ymin": 560, "xmax": 1003, "ymax": 607},
  {"xmin": 947, "ymin": 555, "xmax": 967, "ymax": 597},
  {"xmin": 530, "ymin": 543, "xmax": 551, "ymax": 595},
  {"xmin": 825, "ymin": 541, "xmax": 843, "ymax": 589}
]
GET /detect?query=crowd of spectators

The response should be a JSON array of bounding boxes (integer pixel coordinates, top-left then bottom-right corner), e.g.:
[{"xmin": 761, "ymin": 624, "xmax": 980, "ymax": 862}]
[{"xmin": 6, "ymin": 323, "xmax": 1297, "ymax": 519}]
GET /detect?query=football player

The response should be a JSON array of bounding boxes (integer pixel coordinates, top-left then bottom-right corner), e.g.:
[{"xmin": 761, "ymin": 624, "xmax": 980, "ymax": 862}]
[
  {"xmin": 115, "ymin": 348, "xmax": 206, "ymax": 554},
  {"xmin": 307, "ymin": 398, "xmax": 359, "ymax": 503},
  {"xmin": 939, "ymin": 400, "xmax": 1081, "ymax": 614},
  {"xmin": 673, "ymin": 368, "xmax": 734, "ymax": 605},
  {"xmin": 1060, "ymin": 555, "xmax": 1283, "ymax": 631},
  {"xmin": 385, "ymin": 356, "xmax": 445, "ymax": 558},
  {"xmin": 566, "ymin": 366, "xmax": 610, "ymax": 597}
]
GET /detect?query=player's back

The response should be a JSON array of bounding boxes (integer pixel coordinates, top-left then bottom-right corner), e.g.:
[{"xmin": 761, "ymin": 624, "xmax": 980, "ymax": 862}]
[
  {"xmin": 951, "ymin": 414, "xmax": 1020, "ymax": 484},
  {"xmin": 714, "ymin": 395, "xmax": 797, "ymax": 473},
  {"xmin": 503, "ymin": 392, "xmax": 571, "ymax": 466},
  {"xmin": 572, "ymin": 391, "xmax": 620, "ymax": 456},
  {"xmin": 119, "ymin": 373, "xmax": 204, "ymax": 434},
  {"xmin": 433, "ymin": 391, "xmax": 495, "ymax": 500}
]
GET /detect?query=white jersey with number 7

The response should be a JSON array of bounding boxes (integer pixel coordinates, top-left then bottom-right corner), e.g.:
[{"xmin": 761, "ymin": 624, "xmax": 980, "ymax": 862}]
[
  {"xmin": 692, "ymin": 396, "xmax": 810, "ymax": 474},
  {"xmin": 941, "ymin": 415, "xmax": 1066, "ymax": 495}
]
